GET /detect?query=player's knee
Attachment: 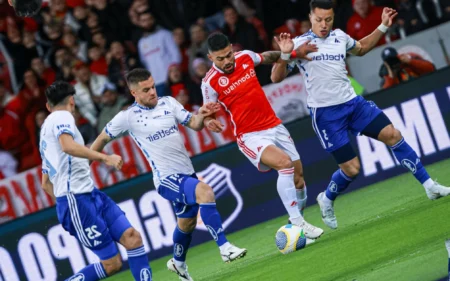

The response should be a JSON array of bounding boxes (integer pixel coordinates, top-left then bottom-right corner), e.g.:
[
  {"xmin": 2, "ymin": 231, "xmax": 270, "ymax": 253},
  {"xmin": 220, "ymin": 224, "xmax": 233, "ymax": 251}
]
[
  {"xmin": 102, "ymin": 255, "xmax": 122, "ymax": 276},
  {"xmin": 345, "ymin": 162, "xmax": 360, "ymax": 178},
  {"xmin": 196, "ymin": 182, "xmax": 215, "ymax": 204},
  {"xmin": 276, "ymin": 156, "xmax": 293, "ymax": 171},
  {"xmin": 178, "ymin": 217, "xmax": 197, "ymax": 233},
  {"xmin": 122, "ymin": 228, "xmax": 143, "ymax": 250},
  {"xmin": 380, "ymin": 125, "xmax": 402, "ymax": 146}
]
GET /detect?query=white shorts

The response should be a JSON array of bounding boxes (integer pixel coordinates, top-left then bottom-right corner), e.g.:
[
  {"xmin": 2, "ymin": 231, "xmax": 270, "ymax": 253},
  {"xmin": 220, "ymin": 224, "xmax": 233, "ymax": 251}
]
[{"xmin": 236, "ymin": 124, "xmax": 300, "ymax": 172}]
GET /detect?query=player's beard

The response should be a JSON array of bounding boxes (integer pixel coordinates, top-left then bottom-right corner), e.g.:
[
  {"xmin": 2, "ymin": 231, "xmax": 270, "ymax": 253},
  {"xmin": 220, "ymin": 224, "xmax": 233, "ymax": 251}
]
[{"xmin": 222, "ymin": 63, "xmax": 234, "ymax": 74}]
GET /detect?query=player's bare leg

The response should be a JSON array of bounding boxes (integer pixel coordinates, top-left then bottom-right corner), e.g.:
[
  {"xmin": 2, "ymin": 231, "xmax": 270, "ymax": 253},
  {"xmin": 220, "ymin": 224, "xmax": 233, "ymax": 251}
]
[
  {"xmin": 293, "ymin": 160, "xmax": 307, "ymax": 216},
  {"xmin": 167, "ymin": 218, "xmax": 196, "ymax": 281},
  {"xmin": 261, "ymin": 145, "xmax": 323, "ymax": 239},
  {"xmin": 119, "ymin": 228, "xmax": 152, "ymax": 281},
  {"xmin": 377, "ymin": 124, "xmax": 450, "ymax": 199}
]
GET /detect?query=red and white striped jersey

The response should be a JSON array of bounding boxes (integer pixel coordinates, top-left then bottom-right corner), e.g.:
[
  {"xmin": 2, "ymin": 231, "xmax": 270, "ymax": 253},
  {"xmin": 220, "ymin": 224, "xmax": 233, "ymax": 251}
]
[{"xmin": 201, "ymin": 50, "xmax": 281, "ymax": 137}]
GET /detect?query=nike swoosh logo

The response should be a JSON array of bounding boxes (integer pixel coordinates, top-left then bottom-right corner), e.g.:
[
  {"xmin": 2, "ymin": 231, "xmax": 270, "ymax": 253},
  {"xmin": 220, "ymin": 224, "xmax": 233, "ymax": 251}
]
[{"xmin": 172, "ymin": 264, "xmax": 188, "ymax": 279}]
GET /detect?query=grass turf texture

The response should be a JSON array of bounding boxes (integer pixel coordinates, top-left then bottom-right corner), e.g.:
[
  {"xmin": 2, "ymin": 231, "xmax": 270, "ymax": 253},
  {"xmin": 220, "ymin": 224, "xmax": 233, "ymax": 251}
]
[{"xmin": 108, "ymin": 159, "xmax": 450, "ymax": 281}]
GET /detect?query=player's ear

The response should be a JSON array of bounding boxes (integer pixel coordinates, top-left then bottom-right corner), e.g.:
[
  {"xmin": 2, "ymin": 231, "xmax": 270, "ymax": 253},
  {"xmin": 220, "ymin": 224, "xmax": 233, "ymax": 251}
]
[
  {"xmin": 46, "ymin": 102, "xmax": 51, "ymax": 112},
  {"xmin": 207, "ymin": 53, "xmax": 213, "ymax": 62}
]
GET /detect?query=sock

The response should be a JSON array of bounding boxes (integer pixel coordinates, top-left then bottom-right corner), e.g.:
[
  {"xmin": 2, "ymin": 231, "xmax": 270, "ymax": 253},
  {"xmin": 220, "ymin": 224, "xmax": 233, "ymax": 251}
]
[
  {"xmin": 200, "ymin": 203, "xmax": 228, "ymax": 247},
  {"xmin": 446, "ymin": 239, "xmax": 450, "ymax": 279},
  {"xmin": 277, "ymin": 168, "xmax": 303, "ymax": 223},
  {"xmin": 390, "ymin": 137, "xmax": 430, "ymax": 184},
  {"xmin": 173, "ymin": 226, "xmax": 193, "ymax": 265},
  {"xmin": 65, "ymin": 263, "xmax": 106, "ymax": 281},
  {"xmin": 325, "ymin": 169, "xmax": 354, "ymax": 201},
  {"xmin": 296, "ymin": 186, "xmax": 307, "ymax": 216},
  {"xmin": 127, "ymin": 246, "xmax": 152, "ymax": 281}
]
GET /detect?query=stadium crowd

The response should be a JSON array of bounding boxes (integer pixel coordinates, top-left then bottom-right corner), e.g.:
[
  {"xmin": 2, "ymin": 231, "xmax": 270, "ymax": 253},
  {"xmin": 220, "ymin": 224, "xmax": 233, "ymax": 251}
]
[{"xmin": 0, "ymin": 0, "xmax": 449, "ymax": 178}]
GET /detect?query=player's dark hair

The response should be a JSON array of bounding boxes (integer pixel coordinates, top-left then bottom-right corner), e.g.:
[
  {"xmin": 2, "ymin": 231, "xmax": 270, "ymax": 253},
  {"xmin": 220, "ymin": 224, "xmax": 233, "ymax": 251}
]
[
  {"xmin": 207, "ymin": 33, "xmax": 230, "ymax": 52},
  {"xmin": 45, "ymin": 81, "xmax": 76, "ymax": 107},
  {"xmin": 126, "ymin": 68, "xmax": 151, "ymax": 87},
  {"xmin": 309, "ymin": 0, "xmax": 334, "ymax": 11},
  {"xmin": 13, "ymin": 0, "xmax": 43, "ymax": 17}
]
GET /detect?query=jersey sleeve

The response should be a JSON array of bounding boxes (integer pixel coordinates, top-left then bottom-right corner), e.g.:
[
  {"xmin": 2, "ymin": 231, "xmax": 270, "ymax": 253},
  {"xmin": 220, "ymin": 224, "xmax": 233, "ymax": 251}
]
[
  {"xmin": 167, "ymin": 97, "xmax": 193, "ymax": 126},
  {"xmin": 52, "ymin": 111, "xmax": 76, "ymax": 140},
  {"xmin": 239, "ymin": 50, "xmax": 263, "ymax": 66},
  {"xmin": 201, "ymin": 81, "xmax": 218, "ymax": 104},
  {"xmin": 336, "ymin": 29, "xmax": 357, "ymax": 51},
  {"xmin": 105, "ymin": 111, "xmax": 129, "ymax": 139}
]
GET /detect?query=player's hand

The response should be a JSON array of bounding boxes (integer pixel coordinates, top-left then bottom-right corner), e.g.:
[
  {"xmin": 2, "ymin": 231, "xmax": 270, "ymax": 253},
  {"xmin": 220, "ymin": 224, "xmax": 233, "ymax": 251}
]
[
  {"xmin": 199, "ymin": 102, "xmax": 221, "ymax": 117},
  {"xmin": 381, "ymin": 7, "xmax": 398, "ymax": 27},
  {"xmin": 104, "ymin": 154, "xmax": 123, "ymax": 170},
  {"xmin": 295, "ymin": 40, "xmax": 318, "ymax": 61},
  {"xmin": 398, "ymin": 54, "xmax": 411, "ymax": 64},
  {"xmin": 205, "ymin": 119, "xmax": 224, "ymax": 133},
  {"xmin": 274, "ymin": 33, "xmax": 294, "ymax": 54}
]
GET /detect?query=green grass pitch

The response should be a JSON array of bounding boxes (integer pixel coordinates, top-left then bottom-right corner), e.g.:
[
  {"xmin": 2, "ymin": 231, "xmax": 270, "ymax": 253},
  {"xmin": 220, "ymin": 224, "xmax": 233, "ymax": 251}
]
[{"xmin": 109, "ymin": 159, "xmax": 450, "ymax": 281}]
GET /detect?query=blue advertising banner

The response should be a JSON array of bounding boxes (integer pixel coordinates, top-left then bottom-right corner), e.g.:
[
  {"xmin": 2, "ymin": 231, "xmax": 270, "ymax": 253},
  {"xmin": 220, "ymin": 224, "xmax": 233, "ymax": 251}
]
[{"xmin": 0, "ymin": 68, "xmax": 449, "ymax": 281}]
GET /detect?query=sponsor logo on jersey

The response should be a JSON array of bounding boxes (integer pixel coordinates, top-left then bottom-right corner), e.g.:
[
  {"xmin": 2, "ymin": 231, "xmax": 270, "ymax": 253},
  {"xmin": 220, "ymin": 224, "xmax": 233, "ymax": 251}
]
[
  {"xmin": 312, "ymin": 53, "xmax": 345, "ymax": 61},
  {"xmin": 146, "ymin": 125, "xmax": 179, "ymax": 142},
  {"xmin": 335, "ymin": 38, "xmax": 340, "ymax": 43},
  {"xmin": 243, "ymin": 64, "xmax": 249, "ymax": 69},
  {"xmin": 134, "ymin": 109, "xmax": 143, "ymax": 114},
  {"xmin": 68, "ymin": 273, "xmax": 85, "ymax": 281},
  {"xmin": 219, "ymin": 77, "xmax": 229, "ymax": 87},
  {"xmin": 223, "ymin": 69, "xmax": 256, "ymax": 95},
  {"xmin": 56, "ymin": 124, "xmax": 71, "ymax": 130}
]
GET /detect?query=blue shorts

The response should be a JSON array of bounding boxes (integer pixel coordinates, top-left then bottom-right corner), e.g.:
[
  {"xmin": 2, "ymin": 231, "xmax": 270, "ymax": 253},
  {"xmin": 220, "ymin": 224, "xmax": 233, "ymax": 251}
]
[
  {"xmin": 310, "ymin": 96, "xmax": 383, "ymax": 152},
  {"xmin": 56, "ymin": 188, "xmax": 132, "ymax": 260},
  {"xmin": 157, "ymin": 174, "xmax": 200, "ymax": 218}
]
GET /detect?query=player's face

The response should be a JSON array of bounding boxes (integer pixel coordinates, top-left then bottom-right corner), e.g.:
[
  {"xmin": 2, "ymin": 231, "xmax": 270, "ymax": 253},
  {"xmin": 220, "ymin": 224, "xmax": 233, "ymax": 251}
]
[
  {"xmin": 131, "ymin": 77, "xmax": 158, "ymax": 108},
  {"xmin": 310, "ymin": 8, "xmax": 334, "ymax": 38},
  {"xmin": 208, "ymin": 45, "xmax": 235, "ymax": 74}
]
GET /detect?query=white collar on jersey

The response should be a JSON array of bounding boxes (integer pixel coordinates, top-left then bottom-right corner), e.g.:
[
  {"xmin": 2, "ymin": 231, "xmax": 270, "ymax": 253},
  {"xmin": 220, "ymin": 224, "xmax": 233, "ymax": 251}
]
[
  {"xmin": 130, "ymin": 101, "xmax": 158, "ymax": 110},
  {"xmin": 305, "ymin": 29, "xmax": 335, "ymax": 39}
]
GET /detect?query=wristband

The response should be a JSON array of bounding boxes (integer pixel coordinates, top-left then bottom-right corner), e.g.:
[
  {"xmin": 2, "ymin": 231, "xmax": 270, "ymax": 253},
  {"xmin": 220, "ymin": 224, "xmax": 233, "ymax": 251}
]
[
  {"xmin": 290, "ymin": 50, "xmax": 297, "ymax": 58},
  {"xmin": 377, "ymin": 24, "xmax": 388, "ymax": 33},
  {"xmin": 280, "ymin": 52, "xmax": 291, "ymax": 61}
]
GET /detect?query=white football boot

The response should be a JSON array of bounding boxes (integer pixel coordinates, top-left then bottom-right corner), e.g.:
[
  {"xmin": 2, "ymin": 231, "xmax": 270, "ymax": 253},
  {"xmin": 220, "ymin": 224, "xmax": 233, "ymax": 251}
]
[
  {"xmin": 317, "ymin": 192, "xmax": 338, "ymax": 229},
  {"xmin": 220, "ymin": 243, "xmax": 247, "ymax": 262},
  {"xmin": 297, "ymin": 219, "xmax": 324, "ymax": 239},
  {"xmin": 167, "ymin": 258, "xmax": 194, "ymax": 281},
  {"xmin": 425, "ymin": 181, "xmax": 450, "ymax": 200},
  {"xmin": 306, "ymin": 238, "xmax": 316, "ymax": 245}
]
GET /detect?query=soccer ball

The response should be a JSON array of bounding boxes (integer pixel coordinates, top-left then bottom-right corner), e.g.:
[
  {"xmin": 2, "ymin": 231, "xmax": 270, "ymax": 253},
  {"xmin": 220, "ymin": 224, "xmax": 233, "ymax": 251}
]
[{"xmin": 275, "ymin": 224, "xmax": 307, "ymax": 254}]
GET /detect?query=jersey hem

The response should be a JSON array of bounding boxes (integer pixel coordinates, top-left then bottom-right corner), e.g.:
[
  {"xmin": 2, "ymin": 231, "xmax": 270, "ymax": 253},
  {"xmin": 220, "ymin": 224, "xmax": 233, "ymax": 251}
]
[{"xmin": 308, "ymin": 95, "xmax": 357, "ymax": 108}]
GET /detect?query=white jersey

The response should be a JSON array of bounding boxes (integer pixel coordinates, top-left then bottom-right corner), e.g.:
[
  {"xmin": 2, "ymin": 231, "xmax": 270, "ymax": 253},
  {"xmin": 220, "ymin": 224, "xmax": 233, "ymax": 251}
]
[
  {"xmin": 39, "ymin": 111, "xmax": 94, "ymax": 197},
  {"xmin": 105, "ymin": 97, "xmax": 195, "ymax": 188},
  {"xmin": 290, "ymin": 29, "xmax": 357, "ymax": 108}
]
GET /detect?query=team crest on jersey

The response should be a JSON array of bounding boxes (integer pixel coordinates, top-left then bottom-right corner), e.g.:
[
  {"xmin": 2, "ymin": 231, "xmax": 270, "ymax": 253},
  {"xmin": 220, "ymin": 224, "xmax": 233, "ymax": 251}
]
[
  {"xmin": 196, "ymin": 164, "xmax": 243, "ymax": 231},
  {"xmin": 218, "ymin": 77, "xmax": 229, "ymax": 87}
]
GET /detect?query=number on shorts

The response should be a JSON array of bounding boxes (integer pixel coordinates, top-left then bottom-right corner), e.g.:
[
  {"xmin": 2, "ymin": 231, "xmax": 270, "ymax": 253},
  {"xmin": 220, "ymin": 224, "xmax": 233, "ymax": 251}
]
[
  {"xmin": 169, "ymin": 174, "xmax": 183, "ymax": 184},
  {"xmin": 322, "ymin": 130, "xmax": 329, "ymax": 141},
  {"xmin": 85, "ymin": 225, "xmax": 101, "ymax": 240}
]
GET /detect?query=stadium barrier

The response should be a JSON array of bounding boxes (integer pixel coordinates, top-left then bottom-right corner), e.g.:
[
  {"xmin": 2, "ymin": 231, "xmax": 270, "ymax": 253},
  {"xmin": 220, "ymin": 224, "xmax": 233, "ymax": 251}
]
[
  {"xmin": 0, "ymin": 75, "xmax": 308, "ymax": 223},
  {"xmin": 0, "ymin": 67, "xmax": 449, "ymax": 280}
]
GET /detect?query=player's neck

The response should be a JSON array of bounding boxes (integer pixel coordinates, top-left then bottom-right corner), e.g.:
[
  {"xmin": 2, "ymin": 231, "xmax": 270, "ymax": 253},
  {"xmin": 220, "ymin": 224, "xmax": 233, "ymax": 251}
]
[
  {"xmin": 52, "ymin": 105, "xmax": 71, "ymax": 113},
  {"xmin": 135, "ymin": 100, "xmax": 156, "ymax": 110}
]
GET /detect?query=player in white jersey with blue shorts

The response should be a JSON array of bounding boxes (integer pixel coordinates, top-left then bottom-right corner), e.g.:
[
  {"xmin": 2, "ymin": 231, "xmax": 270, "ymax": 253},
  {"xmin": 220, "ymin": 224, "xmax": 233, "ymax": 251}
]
[
  {"xmin": 271, "ymin": 0, "xmax": 450, "ymax": 230},
  {"xmin": 90, "ymin": 68, "xmax": 246, "ymax": 281},
  {"xmin": 40, "ymin": 81, "xmax": 152, "ymax": 281}
]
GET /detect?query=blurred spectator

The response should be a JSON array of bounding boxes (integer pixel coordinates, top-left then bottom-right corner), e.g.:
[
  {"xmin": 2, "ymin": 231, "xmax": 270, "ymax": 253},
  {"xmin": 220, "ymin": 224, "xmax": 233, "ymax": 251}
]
[
  {"xmin": 52, "ymin": 47, "xmax": 76, "ymax": 82},
  {"xmin": 379, "ymin": 47, "xmax": 436, "ymax": 89},
  {"xmin": 442, "ymin": 0, "xmax": 450, "ymax": 22},
  {"xmin": 73, "ymin": 105, "xmax": 97, "ymax": 144},
  {"xmin": 62, "ymin": 30, "xmax": 88, "ymax": 62},
  {"xmin": 88, "ymin": 45, "xmax": 108, "ymax": 75},
  {"xmin": 88, "ymin": 0, "xmax": 130, "ymax": 42},
  {"xmin": 35, "ymin": 109, "xmax": 48, "ymax": 145},
  {"xmin": 397, "ymin": 0, "xmax": 425, "ymax": 35},
  {"xmin": 347, "ymin": 0, "xmax": 386, "ymax": 46},
  {"xmin": 173, "ymin": 27, "xmax": 190, "ymax": 74},
  {"xmin": 222, "ymin": 5, "xmax": 264, "ymax": 52},
  {"xmin": 97, "ymin": 88, "xmax": 127, "ymax": 132},
  {"xmin": 188, "ymin": 58, "xmax": 209, "ymax": 105},
  {"xmin": 0, "ymin": 150, "xmax": 18, "ymax": 179},
  {"xmin": 2, "ymin": 20, "xmax": 30, "ymax": 85},
  {"xmin": 172, "ymin": 85, "xmax": 198, "ymax": 113},
  {"xmin": 107, "ymin": 41, "xmax": 141, "ymax": 94},
  {"xmin": 48, "ymin": 0, "xmax": 79, "ymax": 30},
  {"xmin": 0, "ymin": 80, "xmax": 13, "ymax": 106},
  {"xmin": 137, "ymin": 12, "xmax": 181, "ymax": 97},
  {"xmin": 73, "ymin": 63, "xmax": 113, "ymax": 126},
  {"xmin": 91, "ymin": 31, "xmax": 108, "ymax": 54},
  {"xmin": 22, "ymin": 31, "xmax": 39, "ymax": 60},
  {"xmin": 187, "ymin": 24, "xmax": 209, "ymax": 77},
  {"xmin": 31, "ymin": 57, "xmax": 56, "ymax": 87}
]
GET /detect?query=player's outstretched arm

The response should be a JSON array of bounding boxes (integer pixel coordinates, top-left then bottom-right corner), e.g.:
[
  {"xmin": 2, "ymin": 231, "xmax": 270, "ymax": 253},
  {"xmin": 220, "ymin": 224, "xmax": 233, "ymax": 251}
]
[
  {"xmin": 349, "ymin": 8, "xmax": 397, "ymax": 56},
  {"xmin": 187, "ymin": 103, "xmax": 222, "ymax": 131},
  {"xmin": 59, "ymin": 134, "xmax": 123, "ymax": 170},
  {"xmin": 41, "ymin": 173, "xmax": 55, "ymax": 201}
]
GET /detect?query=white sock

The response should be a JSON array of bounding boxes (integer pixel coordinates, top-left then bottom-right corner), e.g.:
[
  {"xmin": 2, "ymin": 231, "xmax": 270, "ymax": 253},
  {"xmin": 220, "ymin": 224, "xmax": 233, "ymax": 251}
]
[
  {"xmin": 296, "ymin": 186, "xmax": 307, "ymax": 214},
  {"xmin": 277, "ymin": 168, "xmax": 303, "ymax": 222},
  {"xmin": 174, "ymin": 259, "xmax": 186, "ymax": 268},
  {"xmin": 219, "ymin": 242, "xmax": 231, "ymax": 252},
  {"xmin": 423, "ymin": 178, "xmax": 434, "ymax": 189},
  {"xmin": 445, "ymin": 239, "xmax": 450, "ymax": 256}
]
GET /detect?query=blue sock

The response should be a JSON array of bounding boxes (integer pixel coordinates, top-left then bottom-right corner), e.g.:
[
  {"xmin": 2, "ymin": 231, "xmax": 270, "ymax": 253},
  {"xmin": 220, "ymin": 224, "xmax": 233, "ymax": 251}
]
[
  {"xmin": 65, "ymin": 263, "xmax": 106, "ymax": 281},
  {"xmin": 325, "ymin": 169, "xmax": 354, "ymax": 201},
  {"xmin": 173, "ymin": 226, "xmax": 193, "ymax": 262},
  {"xmin": 390, "ymin": 138, "xmax": 430, "ymax": 184},
  {"xmin": 127, "ymin": 246, "xmax": 152, "ymax": 281},
  {"xmin": 200, "ymin": 203, "xmax": 228, "ymax": 247}
]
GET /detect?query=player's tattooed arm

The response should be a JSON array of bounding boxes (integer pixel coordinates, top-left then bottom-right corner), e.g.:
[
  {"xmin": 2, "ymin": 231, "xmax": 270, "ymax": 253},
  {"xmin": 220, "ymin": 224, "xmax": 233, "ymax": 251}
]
[
  {"xmin": 260, "ymin": 51, "xmax": 282, "ymax": 64},
  {"xmin": 41, "ymin": 173, "xmax": 55, "ymax": 201}
]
